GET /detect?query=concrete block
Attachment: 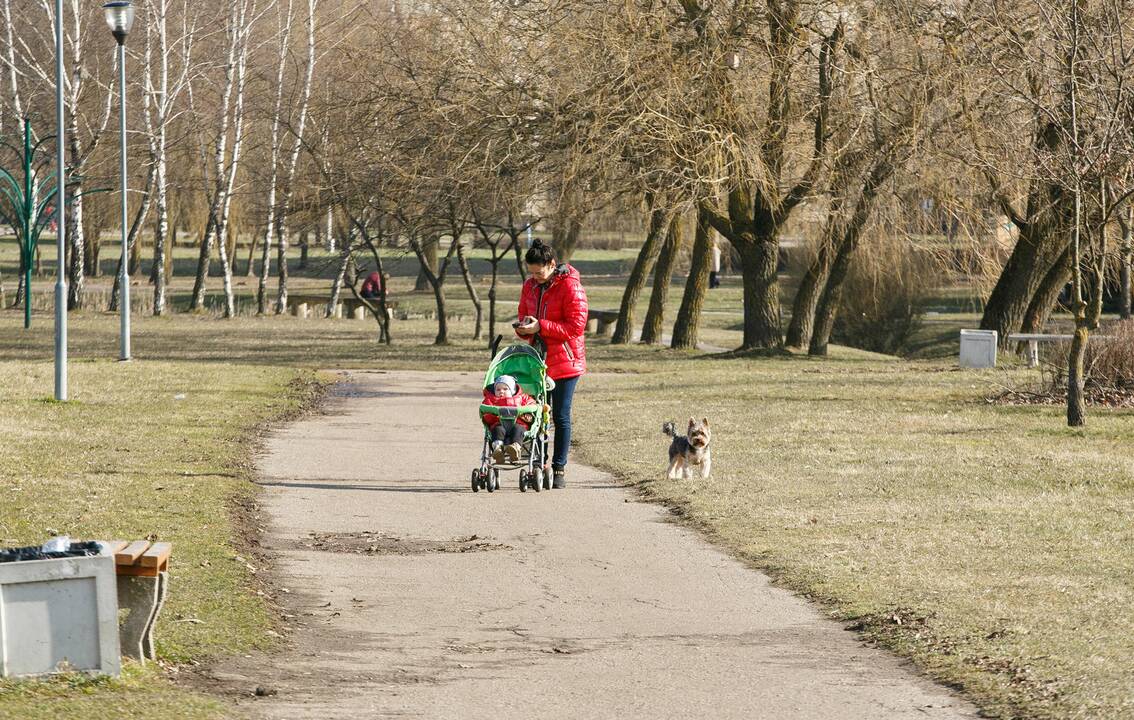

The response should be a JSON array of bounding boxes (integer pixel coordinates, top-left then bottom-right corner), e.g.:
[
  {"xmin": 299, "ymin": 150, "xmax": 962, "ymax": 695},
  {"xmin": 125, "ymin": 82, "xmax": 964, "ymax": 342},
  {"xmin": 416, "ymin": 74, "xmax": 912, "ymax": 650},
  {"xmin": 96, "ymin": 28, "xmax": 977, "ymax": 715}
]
[
  {"xmin": 0, "ymin": 555, "xmax": 120, "ymax": 677},
  {"xmin": 959, "ymin": 329, "xmax": 998, "ymax": 368},
  {"xmin": 116, "ymin": 572, "xmax": 168, "ymax": 663},
  {"xmin": 353, "ymin": 307, "xmax": 366, "ymax": 320}
]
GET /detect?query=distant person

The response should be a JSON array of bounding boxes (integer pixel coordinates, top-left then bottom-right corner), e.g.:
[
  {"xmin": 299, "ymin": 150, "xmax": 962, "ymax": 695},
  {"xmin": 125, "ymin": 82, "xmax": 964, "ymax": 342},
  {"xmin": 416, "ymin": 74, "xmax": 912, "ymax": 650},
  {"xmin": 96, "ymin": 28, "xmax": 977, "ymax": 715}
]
[
  {"xmin": 514, "ymin": 240, "xmax": 588, "ymax": 489},
  {"xmin": 360, "ymin": 271, "xmax": 383, "ymax": 300}
]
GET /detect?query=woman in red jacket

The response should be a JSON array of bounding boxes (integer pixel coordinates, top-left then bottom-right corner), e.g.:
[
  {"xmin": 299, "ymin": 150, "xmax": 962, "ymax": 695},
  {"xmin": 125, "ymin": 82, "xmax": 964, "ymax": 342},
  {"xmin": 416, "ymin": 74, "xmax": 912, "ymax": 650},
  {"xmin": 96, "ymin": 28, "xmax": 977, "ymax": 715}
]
[{"xmin": 514, "ymin": 240, "xmax": 588, "ymax": 489}]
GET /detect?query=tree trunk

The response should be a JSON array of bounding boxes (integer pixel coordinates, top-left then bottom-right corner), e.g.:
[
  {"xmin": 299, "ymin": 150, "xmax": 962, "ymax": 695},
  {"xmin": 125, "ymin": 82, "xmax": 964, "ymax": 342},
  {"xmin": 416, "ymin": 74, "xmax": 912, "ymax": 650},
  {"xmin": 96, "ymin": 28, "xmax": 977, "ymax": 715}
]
[
  {"xmin": 789, "ymin": 158, "xmax": 893, "ymax": 350},
  {"xmin": 66, "ymin": 188, "xmax": 85, "ymax": 310},
  {"xmin": 245, "ymin": 233, "xmax": 258, "ymax": 276},
  {"xmin": 558, "ymin": 215, "xmax": 582, "ymax": 264},
  {"xmin": 612, "ymin": 203, "xmax": 667, "ymax": 344},
  {"xmin": 189, "ymin": 214, "xmax": 216, "ymax": 310},
  {"xmin": 275, "ymin": 228, "xmax": 290, "ymax": 312},
  {"xmin": 810, "ymin": 225, "xmax": 865, "ymax": 356},
  {"xmin": 1122, "ymin": 249, "xmax": 1132, "ymax": 321},
  {"xmin": 274, "ymin": 0, "xmax": 317, "ymax": 314},
  {"xmin": 85, "ymin": 223, "xmax": 100, "ymax": 278},
  {"xmin": 642, "ymin": 214, "xmax": 686, "ymax": 344},
  {"xmin": 152, "ymin": 152, "xmax": 170, "ymax": 315},
  {"xmin": 785, "ymin": 234, "xmax": 836, "ymax": 350},
  {"xmin": 1120, "ymin": 206, "xmax": 1132, "ymax": 320},
  {"xmin": 488, "ymin": 254, "xmax": 501, "ymax": 344},
  {"xmin": 456, "ymin": 240, "xmax": 483, "ymax": 340},
  {"xmin": 217, "ymin": 225, "xmax": 237, "ymax": 317},
  {"xmin": 671, "ymin": 210, "xmax": 713, "ymax": 350},
  {"xmin": 112, "ymin": 164, "xmax": 155, "ymax": 311},
  {"xmin": 735, "ymin": 235, "xmax": 782, "ymax": 349},
  {"xmin": 327, "ymin": 248, "xmax": 351, "ymax": 317},
  {"xmin": 415, "ymin": 236, "xmax": 437, "ymax": 291},
  {"xmin": 1020, "ymin": 243, "xmax": 1072, "ymax": 334},
  {"xmin": 1067, "ymin": 320, "xmax": 1088, "ymax": 426},
  {"xmin": 979, "ymin": 221, "xmax": 1066, "ymax": 344},
  {"xmin": 129, "ymin": 230, "xmax": 141, "ymax": 276},
  {"xmin": 298, "ymin": 231, "xmax": 309, "ymax": 269}
]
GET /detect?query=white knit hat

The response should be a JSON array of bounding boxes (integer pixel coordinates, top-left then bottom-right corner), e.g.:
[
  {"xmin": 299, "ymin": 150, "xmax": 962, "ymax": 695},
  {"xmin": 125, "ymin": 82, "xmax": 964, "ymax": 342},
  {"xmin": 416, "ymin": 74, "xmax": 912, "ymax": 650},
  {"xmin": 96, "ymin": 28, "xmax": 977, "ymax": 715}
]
[{"xmin": 494, "ymin": 375, "xmax": 517, "ymax": 395}]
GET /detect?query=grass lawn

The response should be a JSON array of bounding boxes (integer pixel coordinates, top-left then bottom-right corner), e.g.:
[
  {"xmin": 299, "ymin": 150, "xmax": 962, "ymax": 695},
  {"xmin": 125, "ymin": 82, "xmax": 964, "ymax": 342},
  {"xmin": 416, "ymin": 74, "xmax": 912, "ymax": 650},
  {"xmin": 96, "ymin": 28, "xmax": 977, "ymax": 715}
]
[
  {"xmin": 572, "ymin": 350, "xmax": 1134, "ymax": 720},
  {"xmin": 0, "ymin": 328, "xmax": 324, "ymax": 718}
]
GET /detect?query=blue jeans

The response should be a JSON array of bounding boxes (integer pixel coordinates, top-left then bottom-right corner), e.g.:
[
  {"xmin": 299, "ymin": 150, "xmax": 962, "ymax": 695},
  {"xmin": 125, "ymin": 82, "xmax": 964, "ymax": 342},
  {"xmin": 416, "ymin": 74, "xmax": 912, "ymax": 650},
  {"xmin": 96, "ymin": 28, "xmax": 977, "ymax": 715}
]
[{"xmin": 549, "ymin": 374, "xmax": 579, "ymax": 469}]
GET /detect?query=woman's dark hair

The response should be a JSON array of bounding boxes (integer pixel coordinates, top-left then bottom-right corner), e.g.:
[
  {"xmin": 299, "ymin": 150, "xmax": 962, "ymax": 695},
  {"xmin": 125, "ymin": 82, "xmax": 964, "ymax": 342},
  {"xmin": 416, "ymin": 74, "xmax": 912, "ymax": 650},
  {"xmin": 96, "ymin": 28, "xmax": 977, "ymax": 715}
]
[{"xmin": 524, "ymin": 240, "xmax": 556, "ymax": 266}]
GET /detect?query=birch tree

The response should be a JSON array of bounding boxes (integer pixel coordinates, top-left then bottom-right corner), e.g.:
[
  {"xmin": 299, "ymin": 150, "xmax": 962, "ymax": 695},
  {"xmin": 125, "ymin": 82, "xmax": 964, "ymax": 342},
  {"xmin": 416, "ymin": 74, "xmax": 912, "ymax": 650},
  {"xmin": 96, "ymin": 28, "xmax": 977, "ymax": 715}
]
[
  {"xmin": 141, "ymin": 0, "xmax": 196, "ymax": 316},
  {"xmin": 256, "ymin": 0, "xmax": 294, "ymax": 314},
  {"xmin": 273, "ymin": 0, "xmax": 318, "ymax": 314},
  {"xmin": 188, "ymin": 0, "xmax": 261, "ymax": 316}
]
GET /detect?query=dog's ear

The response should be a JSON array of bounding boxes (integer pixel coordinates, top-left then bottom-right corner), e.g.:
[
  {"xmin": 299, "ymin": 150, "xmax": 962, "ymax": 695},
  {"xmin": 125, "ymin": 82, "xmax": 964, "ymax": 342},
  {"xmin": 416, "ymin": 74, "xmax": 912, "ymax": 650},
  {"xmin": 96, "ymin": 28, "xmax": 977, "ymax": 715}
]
[
  {"xmin": 702, "ymin": 417, "xmax": 710, "ymax": 428},
  {"xmin": 688, "ymin": 417, "xmax": 696, "ymax": 429}
]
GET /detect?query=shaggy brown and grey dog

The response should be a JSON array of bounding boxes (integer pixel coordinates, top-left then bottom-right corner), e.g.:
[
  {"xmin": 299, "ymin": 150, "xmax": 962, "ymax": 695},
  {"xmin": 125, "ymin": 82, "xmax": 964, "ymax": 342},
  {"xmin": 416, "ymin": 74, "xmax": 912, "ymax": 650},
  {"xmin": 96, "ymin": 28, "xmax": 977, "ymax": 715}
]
[{"xmin": 663, "ymin": 418, "xmax": 712, "ymax": 480}]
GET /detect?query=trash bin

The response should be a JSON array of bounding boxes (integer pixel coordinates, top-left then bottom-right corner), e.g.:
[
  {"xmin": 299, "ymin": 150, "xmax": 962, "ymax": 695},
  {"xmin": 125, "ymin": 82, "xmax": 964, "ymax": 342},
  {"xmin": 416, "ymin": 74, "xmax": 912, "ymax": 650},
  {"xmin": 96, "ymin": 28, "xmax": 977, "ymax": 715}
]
[
  {"xmin": 0, "ymin": 538, "xmax": 121, "ymax": 677},
  {"xmin": 959, "ymin": 329, "xmax": 998, "ymax": 369}
]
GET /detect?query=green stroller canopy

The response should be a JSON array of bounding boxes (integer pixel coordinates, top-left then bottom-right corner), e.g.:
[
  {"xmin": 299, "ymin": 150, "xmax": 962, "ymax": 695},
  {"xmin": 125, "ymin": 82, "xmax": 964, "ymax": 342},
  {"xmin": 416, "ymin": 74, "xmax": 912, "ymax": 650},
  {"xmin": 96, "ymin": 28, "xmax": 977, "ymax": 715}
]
[{"xmin": 483, "ymin": 343, "xmax": 551, "ymax": 398}]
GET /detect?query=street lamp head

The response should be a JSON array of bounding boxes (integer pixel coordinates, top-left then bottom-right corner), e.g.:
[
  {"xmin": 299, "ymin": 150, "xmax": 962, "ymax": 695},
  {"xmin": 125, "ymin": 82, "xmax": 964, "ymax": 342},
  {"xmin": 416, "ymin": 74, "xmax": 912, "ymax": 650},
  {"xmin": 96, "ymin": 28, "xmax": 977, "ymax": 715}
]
[{"xmin": 103, "ymin": 1, "xmax": 134, "ymax": 45}]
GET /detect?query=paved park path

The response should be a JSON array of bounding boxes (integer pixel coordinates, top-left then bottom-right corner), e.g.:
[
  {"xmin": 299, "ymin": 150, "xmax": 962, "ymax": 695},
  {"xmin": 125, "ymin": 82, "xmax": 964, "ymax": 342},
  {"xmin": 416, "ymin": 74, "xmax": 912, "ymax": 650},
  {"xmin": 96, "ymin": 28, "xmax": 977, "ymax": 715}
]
[{"xmin": 212, "ymin": 371, "xmax": 979, "ymax": 719}]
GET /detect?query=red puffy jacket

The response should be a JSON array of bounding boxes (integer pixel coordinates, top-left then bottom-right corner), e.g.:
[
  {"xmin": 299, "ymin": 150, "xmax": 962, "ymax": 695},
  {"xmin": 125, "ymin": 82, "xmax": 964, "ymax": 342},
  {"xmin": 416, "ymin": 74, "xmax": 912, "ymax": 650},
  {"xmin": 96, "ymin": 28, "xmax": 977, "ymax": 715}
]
[
  {"xmin": 481, "ymin": 389, "xmax": 537, "ymax": 429},
  {"xmin": 517, "ymin": 264, "xmax": 588, "ymax": 380}
]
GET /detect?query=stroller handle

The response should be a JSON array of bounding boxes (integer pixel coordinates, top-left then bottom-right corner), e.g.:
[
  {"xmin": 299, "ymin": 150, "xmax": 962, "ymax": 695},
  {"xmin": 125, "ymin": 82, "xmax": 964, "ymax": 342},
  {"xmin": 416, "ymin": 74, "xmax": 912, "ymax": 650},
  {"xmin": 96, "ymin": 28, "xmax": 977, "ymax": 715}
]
[{"xmin": 480, "ymin": 404, "xmax": 543, "ymax": 418}]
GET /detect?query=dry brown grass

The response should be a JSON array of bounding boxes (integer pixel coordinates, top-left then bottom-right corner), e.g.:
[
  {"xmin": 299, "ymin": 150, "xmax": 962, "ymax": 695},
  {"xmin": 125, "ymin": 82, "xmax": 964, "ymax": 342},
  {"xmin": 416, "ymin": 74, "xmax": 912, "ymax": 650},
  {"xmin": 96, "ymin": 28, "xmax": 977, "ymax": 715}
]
[{"xmin": 573, "ymin": 352, "xmax": 1134, "ymax": 719}]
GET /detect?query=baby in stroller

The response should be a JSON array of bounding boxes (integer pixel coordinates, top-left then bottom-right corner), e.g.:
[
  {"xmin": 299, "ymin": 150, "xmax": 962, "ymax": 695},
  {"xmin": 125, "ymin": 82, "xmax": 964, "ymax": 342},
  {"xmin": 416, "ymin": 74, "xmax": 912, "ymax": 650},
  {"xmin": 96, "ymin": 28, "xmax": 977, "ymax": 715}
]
[{"xmin": 482, "ymin": 375, "xmax": 537, "ymax": 464}]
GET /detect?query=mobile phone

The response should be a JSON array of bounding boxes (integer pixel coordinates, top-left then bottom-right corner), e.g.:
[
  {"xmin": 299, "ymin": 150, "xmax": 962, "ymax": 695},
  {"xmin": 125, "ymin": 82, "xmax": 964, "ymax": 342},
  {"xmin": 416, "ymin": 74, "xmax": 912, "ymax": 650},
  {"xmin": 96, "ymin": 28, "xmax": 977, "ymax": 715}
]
[{"xmin": 512, "ymin": 321, "xmax": 522, "ymax": 328}]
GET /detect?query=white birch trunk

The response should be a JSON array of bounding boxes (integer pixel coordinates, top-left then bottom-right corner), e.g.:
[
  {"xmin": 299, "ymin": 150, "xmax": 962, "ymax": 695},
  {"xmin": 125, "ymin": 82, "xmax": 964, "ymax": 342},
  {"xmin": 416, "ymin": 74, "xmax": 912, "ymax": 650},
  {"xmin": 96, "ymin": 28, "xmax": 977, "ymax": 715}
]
[
  {"xmin": 258, "ymin": 0, "xmax": 294, "ymax": 314},
  {"xmin": 189, "ymin": 0, "xmax": 246, "ymax": 311},
  {"xmin": 215, "ymin": 0, "xmax": 257, "ymax": 318},
  {"xmin": 274, "ymin": 0, "xmax": 318, "ymax": 314}
]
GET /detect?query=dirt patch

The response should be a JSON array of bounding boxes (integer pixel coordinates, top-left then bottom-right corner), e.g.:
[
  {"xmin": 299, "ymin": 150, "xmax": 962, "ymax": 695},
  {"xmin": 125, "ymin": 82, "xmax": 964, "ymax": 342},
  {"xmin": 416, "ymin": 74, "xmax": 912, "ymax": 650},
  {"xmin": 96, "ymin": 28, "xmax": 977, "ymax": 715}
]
[{"xmin": 300, "ymin": 531, "xmax": 510, "ymax": 555}]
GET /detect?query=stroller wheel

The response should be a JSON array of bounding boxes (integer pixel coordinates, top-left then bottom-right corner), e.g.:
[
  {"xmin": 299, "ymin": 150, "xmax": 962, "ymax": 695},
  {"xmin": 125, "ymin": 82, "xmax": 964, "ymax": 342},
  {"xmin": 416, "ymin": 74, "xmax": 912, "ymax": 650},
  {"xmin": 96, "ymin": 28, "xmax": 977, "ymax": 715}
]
[
  {"xmin": 491, "ymin": 469, "xmax": 500, "ymax": 492},
  {"xmin": 471, "ymin": 470, "xmax": 480, "ymax": 493},
  {"xmin": 531, "ymin": 468, "xmax": 542, "ymax": 493},
  {"xmin": 542, "ymin": 469, "xmax": 552, "ymax": 491},
  {"xmin": 486, "ymin": 474, "xmax": 495, "ymax": 493},
  {"xmin": 519, "ymin": 471, "xmax": 528, "ymax": 493}
]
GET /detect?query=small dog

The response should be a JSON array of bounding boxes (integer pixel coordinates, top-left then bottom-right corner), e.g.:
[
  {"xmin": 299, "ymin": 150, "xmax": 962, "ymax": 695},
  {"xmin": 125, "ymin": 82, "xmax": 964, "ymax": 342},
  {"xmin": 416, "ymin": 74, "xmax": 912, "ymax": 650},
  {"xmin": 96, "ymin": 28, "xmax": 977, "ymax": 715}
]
[{"xmin": 663, "ymin": 418, "xmax": 712, "ymax": 480}]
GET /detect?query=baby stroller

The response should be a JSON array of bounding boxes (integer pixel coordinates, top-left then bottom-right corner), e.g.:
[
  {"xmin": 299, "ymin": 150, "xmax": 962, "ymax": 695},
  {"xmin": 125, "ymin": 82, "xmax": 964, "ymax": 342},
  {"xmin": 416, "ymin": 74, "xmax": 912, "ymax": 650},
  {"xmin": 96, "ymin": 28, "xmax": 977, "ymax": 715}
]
[{"xmin": 472, "ymin": 343, "xmax": 553, "ymax": 493}]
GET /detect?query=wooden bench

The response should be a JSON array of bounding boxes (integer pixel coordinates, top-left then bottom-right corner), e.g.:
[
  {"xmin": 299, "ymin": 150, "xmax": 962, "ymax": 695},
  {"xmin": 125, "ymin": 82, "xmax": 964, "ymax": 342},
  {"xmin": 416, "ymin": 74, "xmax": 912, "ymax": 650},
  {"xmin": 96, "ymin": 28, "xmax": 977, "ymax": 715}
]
[
  {"xmin": 103, "ymin": 540, "xmax": 172, "ymax": 663},
  {"xmin": 587, "ymin": 309, "xmax": 619, "ymax": 337}
]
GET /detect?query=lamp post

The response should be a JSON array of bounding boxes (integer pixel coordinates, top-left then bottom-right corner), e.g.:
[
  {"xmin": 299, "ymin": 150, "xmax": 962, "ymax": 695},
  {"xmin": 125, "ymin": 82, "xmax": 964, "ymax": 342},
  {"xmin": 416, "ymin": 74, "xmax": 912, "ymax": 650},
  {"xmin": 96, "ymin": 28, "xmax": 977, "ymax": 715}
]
[
  {"xmin": 105, "ymin": 1, "xmax": 134, "ymax": 361},
  {"xmin": 54, "ymin": 0, "xmax": 68, "ymax": 401}
]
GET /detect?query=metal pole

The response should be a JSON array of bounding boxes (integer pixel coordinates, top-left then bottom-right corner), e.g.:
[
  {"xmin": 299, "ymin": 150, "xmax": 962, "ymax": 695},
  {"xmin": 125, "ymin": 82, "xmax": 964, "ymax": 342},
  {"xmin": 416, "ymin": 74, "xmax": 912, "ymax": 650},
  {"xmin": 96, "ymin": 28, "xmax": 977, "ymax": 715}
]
[
  {"xmin": 54, "ymin": 0, "xmax": 68, "ymax": 401},
  {"xmin": 118, "ymin": 41, "xmax": 130, "ymax": 361}
]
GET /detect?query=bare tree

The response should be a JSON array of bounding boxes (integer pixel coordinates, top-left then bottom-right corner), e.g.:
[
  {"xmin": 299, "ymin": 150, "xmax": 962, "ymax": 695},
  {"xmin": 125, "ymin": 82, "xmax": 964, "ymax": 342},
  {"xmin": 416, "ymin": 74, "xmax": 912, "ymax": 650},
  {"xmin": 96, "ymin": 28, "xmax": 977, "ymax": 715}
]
[{"xmin": 640, "ymin": 212, "xmax": 688, "ymax": 345}]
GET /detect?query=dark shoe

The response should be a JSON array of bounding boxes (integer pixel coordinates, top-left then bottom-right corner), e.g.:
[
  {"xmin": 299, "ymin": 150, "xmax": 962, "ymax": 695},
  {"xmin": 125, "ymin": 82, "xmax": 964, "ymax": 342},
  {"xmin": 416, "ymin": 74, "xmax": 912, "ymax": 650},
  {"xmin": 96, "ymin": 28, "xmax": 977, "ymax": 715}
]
[{"xmin": 552, "ymin": 466, "xmax": 566, "ymax": 489}]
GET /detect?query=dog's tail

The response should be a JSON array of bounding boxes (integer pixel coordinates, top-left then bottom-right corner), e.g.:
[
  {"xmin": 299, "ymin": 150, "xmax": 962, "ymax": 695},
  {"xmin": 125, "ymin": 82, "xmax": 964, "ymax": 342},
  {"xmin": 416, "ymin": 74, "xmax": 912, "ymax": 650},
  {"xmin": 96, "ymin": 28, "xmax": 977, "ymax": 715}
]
[{"xmin": 662, "ymin": 421, "xmax": 677, "ymax": 438}]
